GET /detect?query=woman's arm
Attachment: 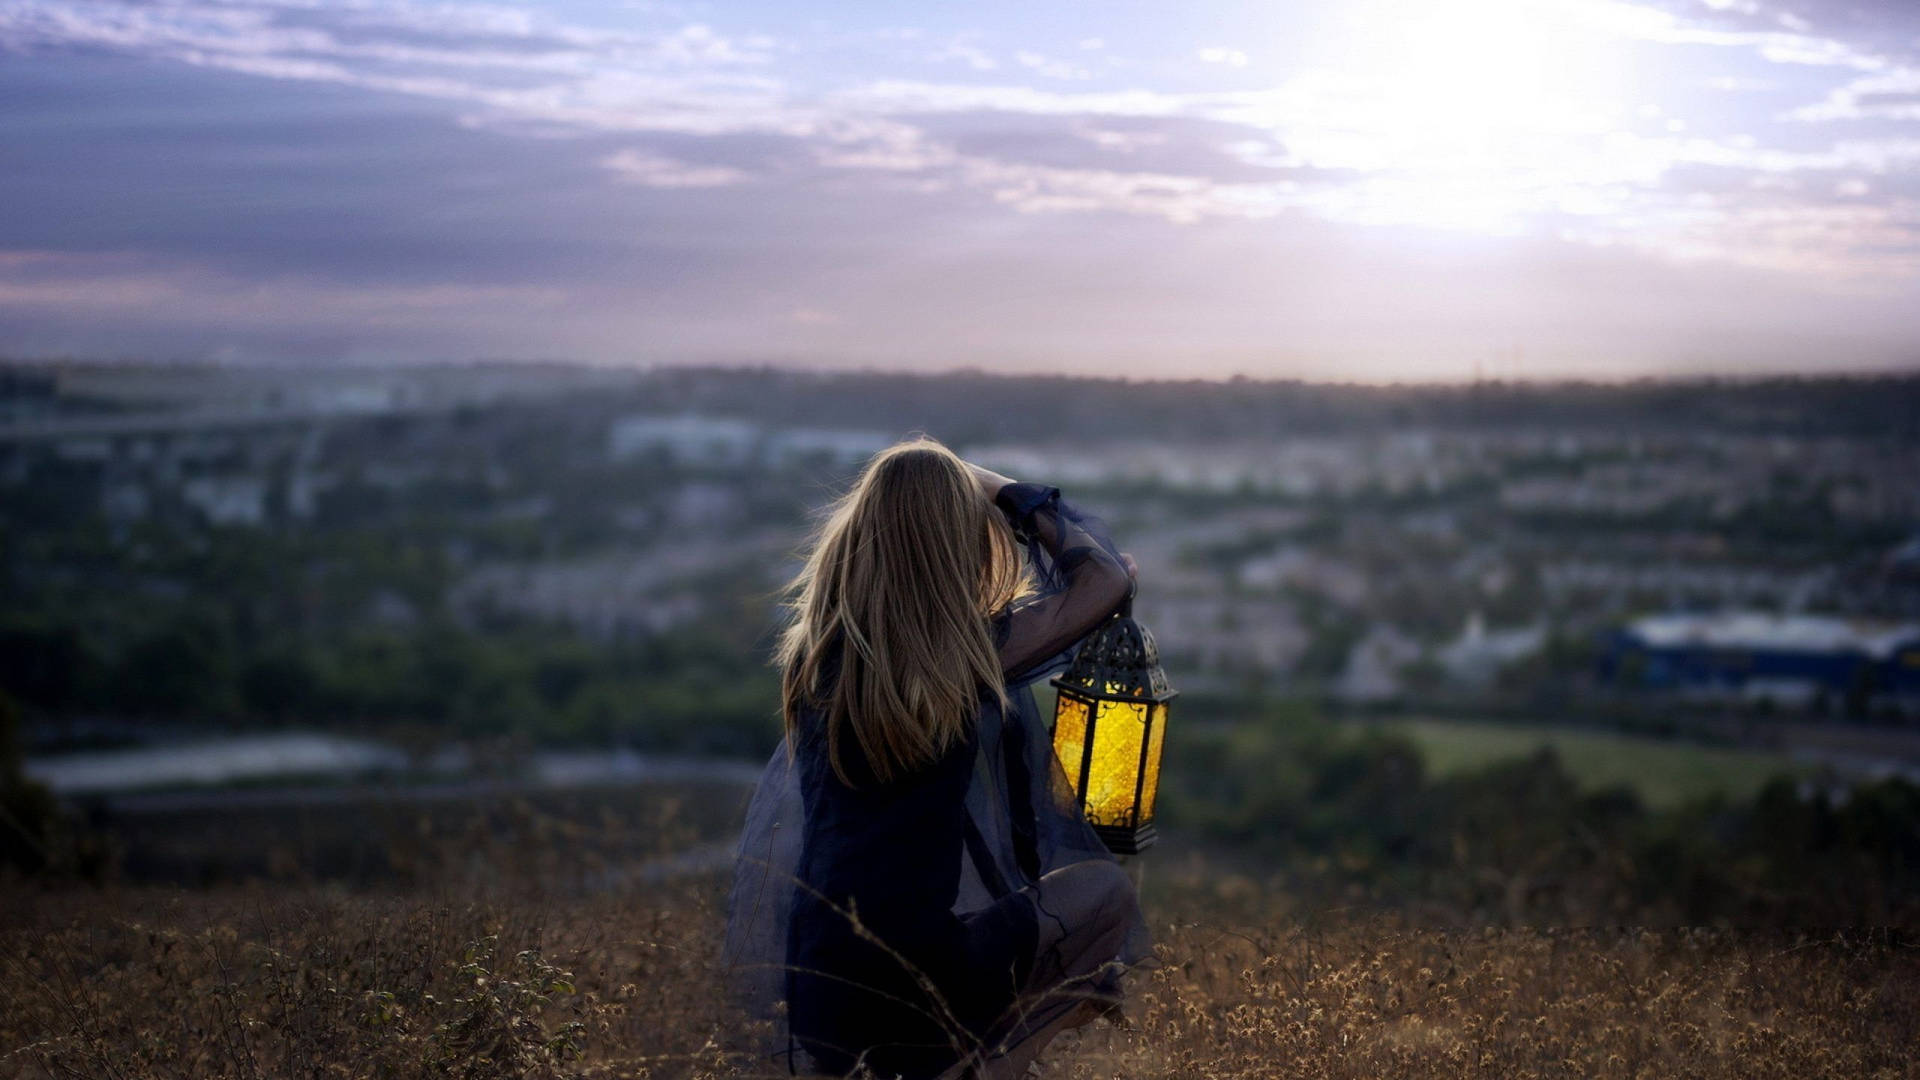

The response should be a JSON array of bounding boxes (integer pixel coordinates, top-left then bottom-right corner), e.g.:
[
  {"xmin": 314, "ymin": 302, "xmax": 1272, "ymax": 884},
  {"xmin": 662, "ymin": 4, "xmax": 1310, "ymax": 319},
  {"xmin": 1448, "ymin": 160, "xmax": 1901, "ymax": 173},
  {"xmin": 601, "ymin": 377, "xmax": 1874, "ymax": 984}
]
[
  {"xmin": 983, "ymin": 475, "xmax": 1135, "ymax": 682},
  {"xmin": 967, "ymin": 461, "xmax": 1016, "ymax": 504}
]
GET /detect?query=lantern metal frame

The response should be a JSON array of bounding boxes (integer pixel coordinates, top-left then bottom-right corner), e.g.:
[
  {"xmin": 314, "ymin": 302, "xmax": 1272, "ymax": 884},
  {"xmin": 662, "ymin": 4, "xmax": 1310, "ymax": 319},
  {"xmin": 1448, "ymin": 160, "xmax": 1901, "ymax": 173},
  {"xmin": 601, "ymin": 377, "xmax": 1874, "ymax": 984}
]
[{"xmin": 1049, "ymin": 585, "xmax": 1177, "ymax": 855}]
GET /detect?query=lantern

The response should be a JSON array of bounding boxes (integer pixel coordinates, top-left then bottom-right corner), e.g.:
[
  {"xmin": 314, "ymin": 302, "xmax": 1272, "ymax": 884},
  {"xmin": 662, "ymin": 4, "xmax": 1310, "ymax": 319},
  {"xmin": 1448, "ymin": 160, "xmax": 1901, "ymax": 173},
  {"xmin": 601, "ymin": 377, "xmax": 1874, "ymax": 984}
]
[{"xmin": 1049, "ymin": 586, "xmax": 1177, "ymax": 855}]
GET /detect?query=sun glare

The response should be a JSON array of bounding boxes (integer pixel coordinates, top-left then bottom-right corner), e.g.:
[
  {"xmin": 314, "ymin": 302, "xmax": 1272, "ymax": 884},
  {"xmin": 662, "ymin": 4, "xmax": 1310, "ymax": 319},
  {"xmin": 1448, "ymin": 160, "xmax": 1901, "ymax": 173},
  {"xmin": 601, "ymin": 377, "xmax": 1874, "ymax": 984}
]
[{"xmin": 1255, "ymin": 0, "xmax": 1644, "ymax": 233}]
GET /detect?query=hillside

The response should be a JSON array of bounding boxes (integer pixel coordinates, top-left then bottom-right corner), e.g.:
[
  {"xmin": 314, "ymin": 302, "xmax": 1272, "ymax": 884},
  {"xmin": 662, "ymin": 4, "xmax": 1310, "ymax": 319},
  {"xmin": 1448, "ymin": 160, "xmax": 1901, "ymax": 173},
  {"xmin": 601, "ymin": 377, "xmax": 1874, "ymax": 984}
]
[{"xmin": 3, "ymin": 875, "xmax": 1913, "ymax": 1079}]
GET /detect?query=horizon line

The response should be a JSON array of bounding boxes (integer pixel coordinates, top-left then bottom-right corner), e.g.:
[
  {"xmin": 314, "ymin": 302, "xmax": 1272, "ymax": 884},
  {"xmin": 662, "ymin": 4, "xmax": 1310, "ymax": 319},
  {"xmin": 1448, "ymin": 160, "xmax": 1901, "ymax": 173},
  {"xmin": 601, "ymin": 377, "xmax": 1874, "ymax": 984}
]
[{"xmin": 6, "ymin": 354, "xmax": 1920, "ymax": 391}]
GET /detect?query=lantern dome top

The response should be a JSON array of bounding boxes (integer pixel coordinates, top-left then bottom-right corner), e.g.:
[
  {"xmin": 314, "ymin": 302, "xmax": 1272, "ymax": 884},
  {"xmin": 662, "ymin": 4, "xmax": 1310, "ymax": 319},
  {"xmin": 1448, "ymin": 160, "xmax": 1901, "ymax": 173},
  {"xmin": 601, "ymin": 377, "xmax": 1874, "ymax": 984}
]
[{"xmin": 1052, "ymin": 603, "xmax": 1176, "ymax": 704}]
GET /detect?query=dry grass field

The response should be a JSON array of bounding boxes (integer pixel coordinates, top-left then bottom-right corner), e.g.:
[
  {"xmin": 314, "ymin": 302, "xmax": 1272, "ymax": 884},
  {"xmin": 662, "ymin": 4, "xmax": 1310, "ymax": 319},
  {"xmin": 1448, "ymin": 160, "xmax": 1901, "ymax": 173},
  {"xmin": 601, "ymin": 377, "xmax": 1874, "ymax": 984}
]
[{"xmin": 3, "ymin": 870, "xmax": 1915, "ymax": 1080}]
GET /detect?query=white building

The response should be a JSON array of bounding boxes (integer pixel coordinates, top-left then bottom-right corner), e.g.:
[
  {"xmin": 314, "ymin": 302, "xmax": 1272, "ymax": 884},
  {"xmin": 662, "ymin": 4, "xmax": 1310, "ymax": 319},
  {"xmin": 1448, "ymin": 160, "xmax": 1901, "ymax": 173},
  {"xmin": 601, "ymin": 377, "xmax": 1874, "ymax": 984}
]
[
  {"xmin": 1436, "ymin": 611, "xmax": 1546, "ymax": 687},
  {"xmin": 763, "ymin": 427, "xmax": 894, "ymax": 467},
  {"xmin": 608, "ymin": 415, "xmax": 759, "ymax": 466},
  {"xmin": 182, "ymin": 474, "xmax": 268, "ymax": 526}
]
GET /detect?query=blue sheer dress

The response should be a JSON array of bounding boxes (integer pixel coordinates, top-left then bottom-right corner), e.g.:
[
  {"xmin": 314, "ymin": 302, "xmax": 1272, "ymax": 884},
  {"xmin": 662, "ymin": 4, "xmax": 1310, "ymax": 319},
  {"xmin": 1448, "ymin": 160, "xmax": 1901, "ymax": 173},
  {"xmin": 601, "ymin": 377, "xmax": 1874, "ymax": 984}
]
[{"xmin": 724, "ymin": 482, "xmax": 1153, "ymax": 1078}]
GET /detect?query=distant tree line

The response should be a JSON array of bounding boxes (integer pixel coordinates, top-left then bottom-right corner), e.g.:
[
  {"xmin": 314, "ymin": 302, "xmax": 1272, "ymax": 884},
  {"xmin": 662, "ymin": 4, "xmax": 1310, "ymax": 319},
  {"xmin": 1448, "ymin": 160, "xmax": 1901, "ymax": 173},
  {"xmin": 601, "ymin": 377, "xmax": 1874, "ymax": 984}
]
[
  {"xmin": 620, "ymin": 366, "xmax": 1920, "ymax": 444},
  {"xmin": 1168, "ymin": 698, "xmax": 1920, "ymax": 928},
  {"xmin": 0, "ymin": 607, "xmax": 779, "ymax": 756}
]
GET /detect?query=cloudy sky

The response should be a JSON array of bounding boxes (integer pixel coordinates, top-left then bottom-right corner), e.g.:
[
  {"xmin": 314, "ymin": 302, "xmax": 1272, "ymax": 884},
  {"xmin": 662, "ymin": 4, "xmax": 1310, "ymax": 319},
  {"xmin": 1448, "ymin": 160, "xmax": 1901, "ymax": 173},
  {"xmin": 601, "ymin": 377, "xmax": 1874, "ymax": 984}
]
[{"xmin": 2, "ymin": 0, "xmax": 1918, "ymax": 380}]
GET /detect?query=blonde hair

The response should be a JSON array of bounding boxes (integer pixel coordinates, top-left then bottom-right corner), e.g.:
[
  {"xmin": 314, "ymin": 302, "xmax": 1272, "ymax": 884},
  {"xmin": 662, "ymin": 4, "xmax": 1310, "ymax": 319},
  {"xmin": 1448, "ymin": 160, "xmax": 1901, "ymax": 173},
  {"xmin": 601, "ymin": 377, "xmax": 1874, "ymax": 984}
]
[{"xmin": 777, "ymin": 437, "xmax": 1029, "ymax": 785}]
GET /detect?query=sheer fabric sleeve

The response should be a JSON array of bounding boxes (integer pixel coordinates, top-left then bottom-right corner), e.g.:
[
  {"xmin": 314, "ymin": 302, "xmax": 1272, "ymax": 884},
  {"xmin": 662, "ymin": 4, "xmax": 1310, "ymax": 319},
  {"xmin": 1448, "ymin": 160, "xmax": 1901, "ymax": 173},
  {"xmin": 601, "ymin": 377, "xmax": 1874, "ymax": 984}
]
[{"xmin": 990, "ymin": 482, "xmax": 1132, "ymax": 685}]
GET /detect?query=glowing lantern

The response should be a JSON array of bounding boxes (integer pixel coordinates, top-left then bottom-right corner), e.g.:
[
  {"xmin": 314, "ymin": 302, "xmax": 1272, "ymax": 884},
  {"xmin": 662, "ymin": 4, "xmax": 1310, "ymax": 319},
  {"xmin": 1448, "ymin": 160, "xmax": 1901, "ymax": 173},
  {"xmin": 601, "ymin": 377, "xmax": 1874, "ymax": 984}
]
[{"xmin": 1049, "ymin": 587, "xmax": 1177, "ymax": 855}]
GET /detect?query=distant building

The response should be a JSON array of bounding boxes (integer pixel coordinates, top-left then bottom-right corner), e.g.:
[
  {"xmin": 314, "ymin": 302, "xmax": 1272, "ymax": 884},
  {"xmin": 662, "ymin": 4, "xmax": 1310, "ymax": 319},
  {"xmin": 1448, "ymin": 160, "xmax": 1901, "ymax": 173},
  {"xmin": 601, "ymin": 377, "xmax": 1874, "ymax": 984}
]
[
  {"xmin": 1600, "ymin": 611, "xmax": 1920, "ymax": 710},
  {"xmin": 182, "ymin": 474, "xmax": 268, "ymax": 526},
  {"xmin": 1238, "ymin": 549, "xmax": 1370, "ymax": 607},
  {"xmin": 1437, "ymin": 611, "xmax": 1546, "ymax": 688},
  {"xmin": 288, "ymin": 380, "xmax": 412, "ymax": 415},
  {"xmin": 763, "ymin": 427, "xmax": 893, "ymax": 467},
  {"xmin": 1143, "ymin": 595, "xmax": 1308, "ymax": 674},
  {"xmin": 607, "ymin": 415, "xmax": 759, "ymax": 466},
  {"xmin": 608, "ymin": 415, "xmax": 894, "ymax": 470},
  {"xmin": 1335, "ymin": 625, "xmax": 1423, "ymax": 704}
]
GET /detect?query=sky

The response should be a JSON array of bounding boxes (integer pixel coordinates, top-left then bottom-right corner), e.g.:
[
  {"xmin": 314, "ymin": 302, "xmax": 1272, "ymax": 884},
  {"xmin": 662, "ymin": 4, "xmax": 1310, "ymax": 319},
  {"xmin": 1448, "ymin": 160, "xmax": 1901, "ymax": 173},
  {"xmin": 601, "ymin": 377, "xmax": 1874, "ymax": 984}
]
[{"xmin": 2, "ymin": 0, "xmax": 1918, "ymax": 381}]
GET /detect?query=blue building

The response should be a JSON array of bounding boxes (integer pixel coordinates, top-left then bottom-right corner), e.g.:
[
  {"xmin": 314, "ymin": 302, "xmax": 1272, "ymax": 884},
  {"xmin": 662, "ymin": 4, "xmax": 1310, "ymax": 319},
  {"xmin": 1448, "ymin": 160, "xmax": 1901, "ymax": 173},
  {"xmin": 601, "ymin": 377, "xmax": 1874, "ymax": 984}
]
[{"xmin": 1600, "ymin": 612, "xmax": 1920, "ymax": 711}]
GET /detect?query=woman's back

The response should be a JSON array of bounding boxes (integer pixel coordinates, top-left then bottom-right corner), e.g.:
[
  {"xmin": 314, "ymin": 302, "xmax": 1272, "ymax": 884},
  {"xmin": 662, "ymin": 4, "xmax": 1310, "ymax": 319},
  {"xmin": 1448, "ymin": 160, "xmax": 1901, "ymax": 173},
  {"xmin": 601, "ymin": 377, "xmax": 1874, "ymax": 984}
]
[{"xmin": 785, "ymin": 649, "xmax": 1034, "ymax": 1077}]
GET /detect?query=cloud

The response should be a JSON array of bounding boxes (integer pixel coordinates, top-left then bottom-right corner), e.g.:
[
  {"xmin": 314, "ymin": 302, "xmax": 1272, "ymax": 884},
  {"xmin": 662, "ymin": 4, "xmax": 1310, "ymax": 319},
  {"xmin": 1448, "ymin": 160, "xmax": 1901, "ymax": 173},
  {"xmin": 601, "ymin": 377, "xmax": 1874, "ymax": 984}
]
[
  {"xmin": 1788, "ymin": 68, "xmax": 1920, "ymax": 121},
  {"xmin": 0, "ymin": 0, "xmax": 803, "ymax": 139},
  {"xmin": 916, "ymin": 111, "xmax": 1345, "ymax": 187},
  {"xmin": 930, "ymin": 39, "xmax": 996, "ymax": 72},
  {"xmin": 1, "ymin": 0, "xmax": 1918, "ymax": 373},
  {"xmin": 601, "ymin": 149, "xmax": 751, "ymax": 187},
  {"xmin": 1197, "ymin": 47, "xmax": 1250, "ymax": 68},
  {"xmin": 7, "ymin": 0, "xmax": 1912, "ymax": 275},
  {"xmin": 0, "ymin": 248, "xmax": 576, "ymax": 362},
  {"xmin": 1016, "ymin": 50, "xmax": 1091, "ymax": 80}
]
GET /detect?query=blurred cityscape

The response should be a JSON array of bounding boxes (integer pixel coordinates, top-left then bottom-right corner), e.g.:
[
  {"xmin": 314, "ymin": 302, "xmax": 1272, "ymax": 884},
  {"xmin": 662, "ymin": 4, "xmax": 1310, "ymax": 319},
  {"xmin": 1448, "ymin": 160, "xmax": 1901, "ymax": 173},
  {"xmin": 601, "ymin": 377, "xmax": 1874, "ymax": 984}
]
[{"xmin": 3, "ymin": 361, "xmax": 1918, "ymax": 814}]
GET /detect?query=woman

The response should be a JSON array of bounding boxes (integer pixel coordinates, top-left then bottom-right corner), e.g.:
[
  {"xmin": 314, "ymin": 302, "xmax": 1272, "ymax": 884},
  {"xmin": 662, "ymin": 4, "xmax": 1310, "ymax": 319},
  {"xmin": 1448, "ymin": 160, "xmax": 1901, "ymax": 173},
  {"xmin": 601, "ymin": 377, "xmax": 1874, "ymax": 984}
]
[{"xmin": 725, "ymin": 437, "xmax": 1151, "ymax": 1079}]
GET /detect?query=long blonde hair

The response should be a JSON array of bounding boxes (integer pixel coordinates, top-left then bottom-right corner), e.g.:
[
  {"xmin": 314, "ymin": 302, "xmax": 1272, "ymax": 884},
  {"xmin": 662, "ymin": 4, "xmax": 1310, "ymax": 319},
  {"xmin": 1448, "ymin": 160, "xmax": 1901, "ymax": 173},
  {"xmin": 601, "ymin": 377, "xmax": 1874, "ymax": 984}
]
[{"xmin": 777, "ymin": 437, "xmax": 1029, "ymax": 785}]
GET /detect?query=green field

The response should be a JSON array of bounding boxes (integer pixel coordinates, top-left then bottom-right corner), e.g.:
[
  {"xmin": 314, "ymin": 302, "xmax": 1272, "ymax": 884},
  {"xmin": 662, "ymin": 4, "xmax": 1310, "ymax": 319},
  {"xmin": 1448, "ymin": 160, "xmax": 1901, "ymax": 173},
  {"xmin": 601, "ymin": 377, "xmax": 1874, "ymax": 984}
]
[{"xmin": 1380, "ymin": 718, "xmax": 1814, "ymax": 810}]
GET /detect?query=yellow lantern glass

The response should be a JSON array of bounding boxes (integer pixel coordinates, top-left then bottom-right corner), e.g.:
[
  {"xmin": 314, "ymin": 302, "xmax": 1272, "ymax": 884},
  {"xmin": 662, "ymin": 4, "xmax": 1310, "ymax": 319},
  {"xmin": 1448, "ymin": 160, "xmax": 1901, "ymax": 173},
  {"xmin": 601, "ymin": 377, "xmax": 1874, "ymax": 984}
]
[{"xmin": 1049, "ymin": 593, "xmax": 1176, "ymax": 855}]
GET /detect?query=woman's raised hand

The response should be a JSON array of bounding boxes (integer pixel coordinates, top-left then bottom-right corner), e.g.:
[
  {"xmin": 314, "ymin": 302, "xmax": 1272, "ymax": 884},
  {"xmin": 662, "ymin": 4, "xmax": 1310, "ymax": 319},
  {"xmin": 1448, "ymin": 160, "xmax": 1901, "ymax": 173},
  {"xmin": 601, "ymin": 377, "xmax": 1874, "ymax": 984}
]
[{"xmin": 965, "ymin": 461, "xmax": 1016, "ymax": 499}]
